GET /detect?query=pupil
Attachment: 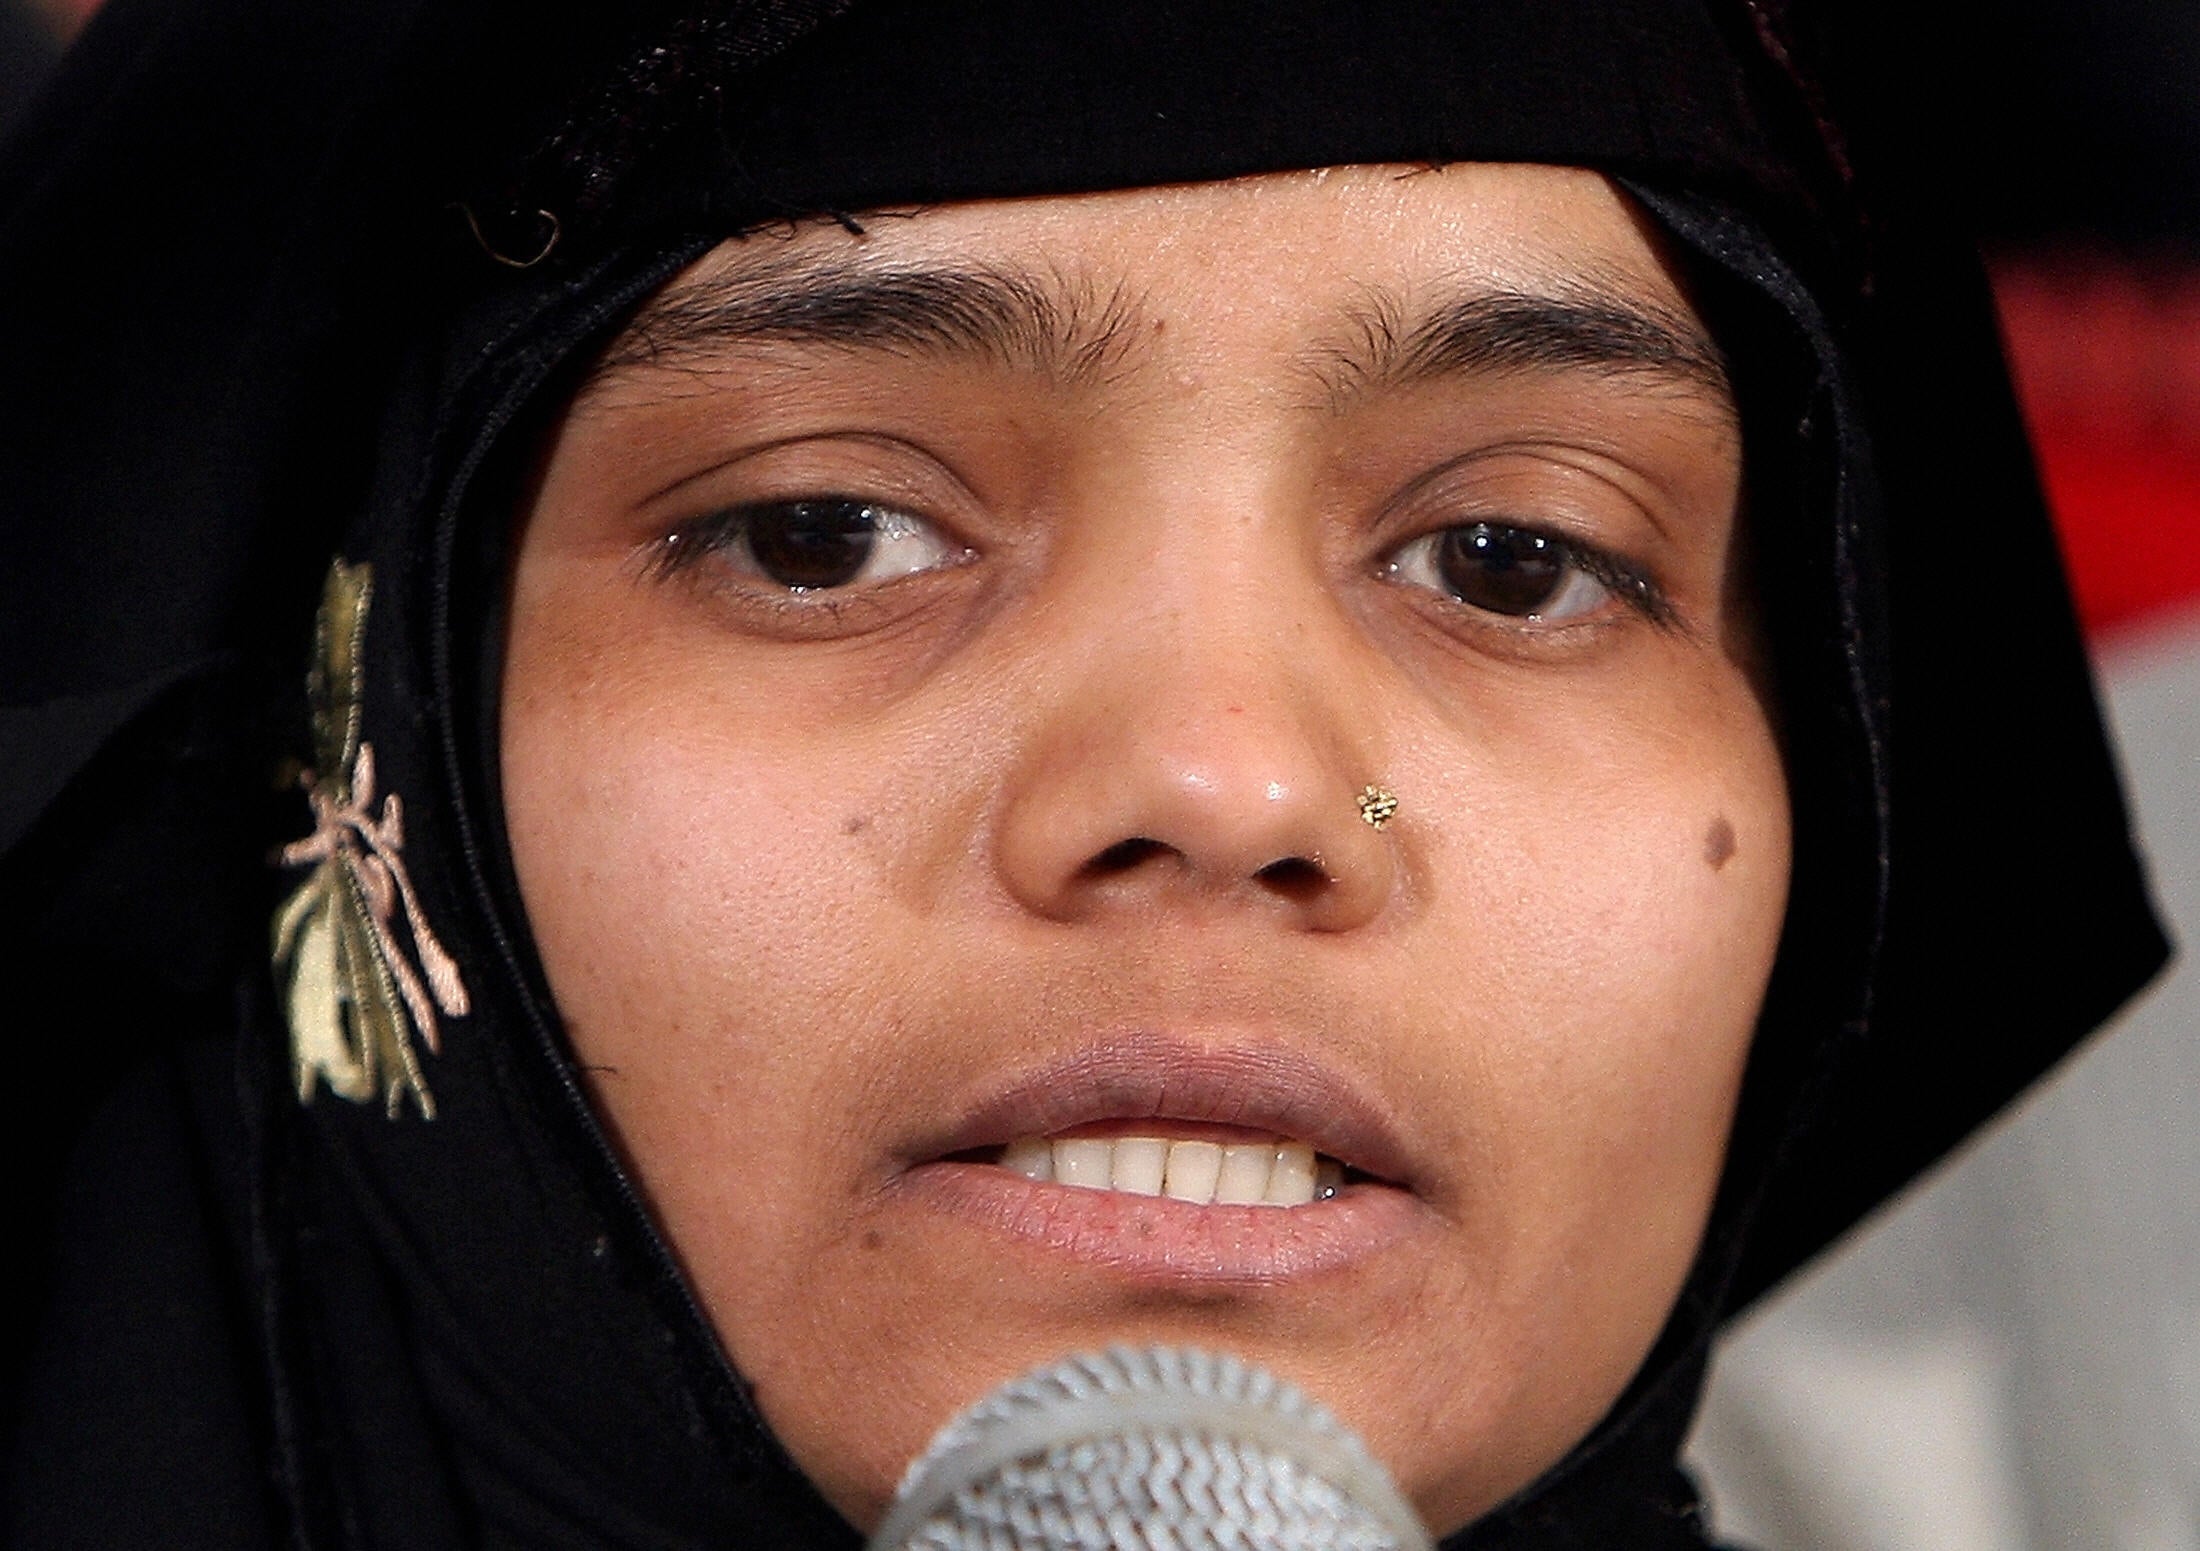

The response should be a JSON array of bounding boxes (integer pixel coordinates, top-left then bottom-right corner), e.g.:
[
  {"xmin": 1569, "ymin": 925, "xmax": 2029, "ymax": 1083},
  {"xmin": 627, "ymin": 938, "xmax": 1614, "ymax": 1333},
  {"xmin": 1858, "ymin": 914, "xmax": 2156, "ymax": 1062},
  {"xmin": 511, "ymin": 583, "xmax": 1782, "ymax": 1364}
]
[
  {"xmin": 746, "ymin": 501, "xmax": 879, "ymax": 590},
  {"xmin": 1436, "ymin": 524, "xmax": 1565, "ymax": 615}
]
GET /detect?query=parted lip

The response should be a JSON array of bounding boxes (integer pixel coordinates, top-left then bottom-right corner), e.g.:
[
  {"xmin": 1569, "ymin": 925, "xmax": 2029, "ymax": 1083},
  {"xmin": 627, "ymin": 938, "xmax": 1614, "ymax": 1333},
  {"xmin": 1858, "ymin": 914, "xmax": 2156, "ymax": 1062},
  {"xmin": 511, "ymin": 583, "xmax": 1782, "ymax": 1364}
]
[{"xmin": 901, "ymin": 1030, "xmax": 1422, "ymax": 1192}]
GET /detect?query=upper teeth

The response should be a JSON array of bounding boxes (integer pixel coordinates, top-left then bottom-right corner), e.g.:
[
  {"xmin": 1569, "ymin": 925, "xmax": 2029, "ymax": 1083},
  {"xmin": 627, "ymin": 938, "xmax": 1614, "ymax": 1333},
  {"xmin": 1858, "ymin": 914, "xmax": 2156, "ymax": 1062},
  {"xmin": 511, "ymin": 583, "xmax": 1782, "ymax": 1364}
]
[{"xmin": 997, "ymin": 1136, "xmax": 1342, "ymax": 1206}]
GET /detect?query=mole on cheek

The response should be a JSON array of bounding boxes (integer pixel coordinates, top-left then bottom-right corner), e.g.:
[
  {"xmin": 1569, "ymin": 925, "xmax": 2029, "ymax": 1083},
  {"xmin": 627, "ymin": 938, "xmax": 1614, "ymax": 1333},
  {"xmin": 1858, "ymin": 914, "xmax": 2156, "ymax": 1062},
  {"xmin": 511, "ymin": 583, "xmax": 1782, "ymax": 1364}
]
[
  {"xmin": 1704, "ymin": 816, "xmax": 1737, "ymax": 871},
  {"xmin": 842, "ymin": 814, "xmax": 871, "ymax": 836}
]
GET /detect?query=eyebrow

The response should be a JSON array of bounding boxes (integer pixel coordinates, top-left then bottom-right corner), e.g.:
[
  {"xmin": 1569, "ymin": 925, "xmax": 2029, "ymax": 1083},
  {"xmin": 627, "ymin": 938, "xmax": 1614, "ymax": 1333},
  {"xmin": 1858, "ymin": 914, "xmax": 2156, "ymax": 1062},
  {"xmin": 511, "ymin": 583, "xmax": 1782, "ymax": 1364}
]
[
  {"xmin": 1314, "ymin": 282, "xmax": 1734, "ymax": 412},
  {"xmin": 588, "ymin": 251, "xmax": 1733, "ymax": 417},
  {"xmin": 589, "ymin": 254, "xmax": 1145, "ymax": 388}
]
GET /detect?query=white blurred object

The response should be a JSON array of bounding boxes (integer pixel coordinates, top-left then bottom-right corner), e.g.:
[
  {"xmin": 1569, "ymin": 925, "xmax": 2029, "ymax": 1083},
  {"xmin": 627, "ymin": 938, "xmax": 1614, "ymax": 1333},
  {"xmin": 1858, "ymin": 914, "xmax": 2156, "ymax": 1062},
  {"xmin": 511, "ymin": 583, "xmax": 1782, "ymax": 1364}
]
[
  {"xmin": 1690, "ymin": 1329, "xmax": 2026, "ymax": 1551},
  {"xmin": 1688, "ymin": 612, "xmax": 2200, "ymax": 1551}
]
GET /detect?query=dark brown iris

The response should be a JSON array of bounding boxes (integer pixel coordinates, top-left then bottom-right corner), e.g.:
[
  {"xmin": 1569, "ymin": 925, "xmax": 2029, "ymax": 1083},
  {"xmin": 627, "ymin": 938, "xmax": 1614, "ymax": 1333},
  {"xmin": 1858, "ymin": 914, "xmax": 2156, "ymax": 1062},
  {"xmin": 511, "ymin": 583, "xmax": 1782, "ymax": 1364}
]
[
  {"xmin": 745, "ymin": 500, "xmax": 881, "ymax": 590},
  {"xmin": 1436, "ymin": 523, "xmax": 1568, "ymax": 615}
]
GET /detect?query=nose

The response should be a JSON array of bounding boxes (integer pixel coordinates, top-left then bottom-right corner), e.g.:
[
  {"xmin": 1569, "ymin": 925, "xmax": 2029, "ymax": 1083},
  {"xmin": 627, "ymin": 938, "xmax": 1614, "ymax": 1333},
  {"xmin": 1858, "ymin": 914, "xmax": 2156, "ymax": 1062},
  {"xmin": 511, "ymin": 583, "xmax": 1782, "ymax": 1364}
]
[{"xmin": 991, "ymin": 612, "xmax": 1398, "ymax": 934}]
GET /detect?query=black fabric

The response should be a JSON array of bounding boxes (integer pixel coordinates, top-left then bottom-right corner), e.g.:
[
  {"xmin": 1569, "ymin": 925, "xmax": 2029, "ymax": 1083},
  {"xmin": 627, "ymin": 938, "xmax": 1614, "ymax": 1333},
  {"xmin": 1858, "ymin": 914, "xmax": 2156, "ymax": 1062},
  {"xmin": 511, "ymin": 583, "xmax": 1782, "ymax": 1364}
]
[
  {"xmin": 515, "ymin": 0, "xmax": 1798, "ymax": 254},
  {"xmin": 0, "ymin": 2, "xmax": 2170, "ymax": 1548}
]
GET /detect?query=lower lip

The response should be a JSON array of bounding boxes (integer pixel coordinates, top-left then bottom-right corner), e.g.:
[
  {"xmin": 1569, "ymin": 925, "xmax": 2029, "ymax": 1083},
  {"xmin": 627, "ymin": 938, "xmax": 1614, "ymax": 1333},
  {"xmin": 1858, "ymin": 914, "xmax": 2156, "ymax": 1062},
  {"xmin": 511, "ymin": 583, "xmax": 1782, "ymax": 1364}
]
[{"xmin": 891, "ymin": 1160, "xmax": 1432, "ymax": 1281}]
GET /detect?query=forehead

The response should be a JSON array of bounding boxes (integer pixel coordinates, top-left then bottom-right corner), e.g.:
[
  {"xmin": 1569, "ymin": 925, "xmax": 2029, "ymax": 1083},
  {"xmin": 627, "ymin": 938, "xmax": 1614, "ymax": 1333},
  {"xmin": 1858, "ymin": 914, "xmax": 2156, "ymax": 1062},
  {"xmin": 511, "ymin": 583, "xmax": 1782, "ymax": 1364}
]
[{"xmin": 589, "ymin": 163, "xmax": 1731, "ymax": 420}]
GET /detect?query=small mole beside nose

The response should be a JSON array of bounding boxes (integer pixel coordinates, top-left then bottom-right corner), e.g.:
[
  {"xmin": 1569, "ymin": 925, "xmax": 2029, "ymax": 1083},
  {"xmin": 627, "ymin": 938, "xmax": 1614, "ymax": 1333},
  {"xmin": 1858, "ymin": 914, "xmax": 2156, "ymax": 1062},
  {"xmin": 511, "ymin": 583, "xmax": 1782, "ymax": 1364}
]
[
  {"xmin": 862, "ymin": 1229, "xmax": 884, "ymax": 1251},
  {"xmin": 1704, "ymin": 816, "xmax": 1737, "ymax": 870},
  {"xmin": 842, "ymin": 814, "xmax": 870, "ymax": 836}
]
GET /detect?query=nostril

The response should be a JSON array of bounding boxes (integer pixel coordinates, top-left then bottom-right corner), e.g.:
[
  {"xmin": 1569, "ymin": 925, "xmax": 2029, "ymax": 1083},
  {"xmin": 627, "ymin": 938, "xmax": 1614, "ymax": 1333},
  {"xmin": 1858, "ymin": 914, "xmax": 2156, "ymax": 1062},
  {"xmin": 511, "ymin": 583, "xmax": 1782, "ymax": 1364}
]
[
  {"xmin": 1082, "ymin": 837, "xmax": 1175, "ymax": 879},
  {"xmin": 1254, "ymin": 855, "xmax": 1329, "ymax": 902}
]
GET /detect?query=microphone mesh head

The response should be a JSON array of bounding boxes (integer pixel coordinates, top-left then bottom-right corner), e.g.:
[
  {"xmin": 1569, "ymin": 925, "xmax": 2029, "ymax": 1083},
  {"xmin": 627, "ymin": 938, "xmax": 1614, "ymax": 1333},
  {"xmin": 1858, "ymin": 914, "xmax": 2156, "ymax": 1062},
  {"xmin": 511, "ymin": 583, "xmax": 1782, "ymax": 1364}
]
[{"xmin": 866, "ymin": 1346, "xmax": 1433, "ymax": 1551}]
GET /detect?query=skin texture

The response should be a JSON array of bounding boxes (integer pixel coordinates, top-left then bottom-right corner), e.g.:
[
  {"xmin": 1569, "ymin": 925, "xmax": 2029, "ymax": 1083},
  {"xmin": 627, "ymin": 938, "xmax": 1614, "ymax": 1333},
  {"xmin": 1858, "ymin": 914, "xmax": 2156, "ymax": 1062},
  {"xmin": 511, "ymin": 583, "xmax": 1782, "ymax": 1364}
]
[{"xmin": 502, "ymin": 164, "xmax": 1790, "ymax": 1537}]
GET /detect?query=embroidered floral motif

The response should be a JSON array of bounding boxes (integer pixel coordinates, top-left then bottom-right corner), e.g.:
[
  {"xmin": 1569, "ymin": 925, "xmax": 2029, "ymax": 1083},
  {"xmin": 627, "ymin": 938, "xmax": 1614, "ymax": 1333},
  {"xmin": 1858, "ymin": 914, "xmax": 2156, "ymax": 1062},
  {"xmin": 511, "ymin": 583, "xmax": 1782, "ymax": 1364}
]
[{"xmin": 271, "ymin": 560, "xmax": 469, "ymax": 1118}]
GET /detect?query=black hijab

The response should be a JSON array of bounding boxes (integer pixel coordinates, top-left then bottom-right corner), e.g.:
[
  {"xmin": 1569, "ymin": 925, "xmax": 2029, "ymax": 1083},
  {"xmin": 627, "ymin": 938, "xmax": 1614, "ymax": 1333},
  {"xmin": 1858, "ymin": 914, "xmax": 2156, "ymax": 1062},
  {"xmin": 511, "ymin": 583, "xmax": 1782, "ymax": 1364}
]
[{"xmin": 1, "ymin": 3, "xmax": 2169, "ymax": 1548}]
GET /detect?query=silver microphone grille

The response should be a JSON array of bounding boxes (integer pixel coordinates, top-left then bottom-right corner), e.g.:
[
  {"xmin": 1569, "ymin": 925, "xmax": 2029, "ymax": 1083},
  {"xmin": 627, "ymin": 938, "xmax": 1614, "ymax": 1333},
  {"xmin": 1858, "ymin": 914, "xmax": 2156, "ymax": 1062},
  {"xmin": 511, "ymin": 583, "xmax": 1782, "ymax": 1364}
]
[{"xmin": 865, "ymin": 1345, "xmax": 1434, "ymax": 1551}]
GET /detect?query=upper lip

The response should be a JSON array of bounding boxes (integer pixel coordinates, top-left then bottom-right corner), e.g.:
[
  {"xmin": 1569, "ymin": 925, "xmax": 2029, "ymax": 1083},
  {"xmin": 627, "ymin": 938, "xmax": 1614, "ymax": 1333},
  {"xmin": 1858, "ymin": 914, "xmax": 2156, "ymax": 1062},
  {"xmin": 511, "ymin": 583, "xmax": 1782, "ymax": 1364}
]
[{"xmin": 904, "ymin": 1030, "xmax": 1421, "ymax": 1191}]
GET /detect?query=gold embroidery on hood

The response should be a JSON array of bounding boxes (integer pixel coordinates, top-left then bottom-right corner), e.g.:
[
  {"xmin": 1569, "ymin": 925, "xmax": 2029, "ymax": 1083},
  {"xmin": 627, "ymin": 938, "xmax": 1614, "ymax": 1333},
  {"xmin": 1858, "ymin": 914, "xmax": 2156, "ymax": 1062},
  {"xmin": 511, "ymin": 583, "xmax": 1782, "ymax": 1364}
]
[{"xmin": 271, "ymin": 559, "xmax": 469, "ymax": 1119}]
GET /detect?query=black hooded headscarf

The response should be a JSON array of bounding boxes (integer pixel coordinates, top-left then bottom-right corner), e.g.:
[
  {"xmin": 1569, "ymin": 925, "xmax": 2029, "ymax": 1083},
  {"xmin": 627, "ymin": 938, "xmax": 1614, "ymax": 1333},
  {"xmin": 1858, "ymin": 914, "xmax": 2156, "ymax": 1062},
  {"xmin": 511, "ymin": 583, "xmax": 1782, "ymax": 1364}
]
[{"xmin": 1, "ymin": 2, "xmax": 2170, "ymax": 1548}]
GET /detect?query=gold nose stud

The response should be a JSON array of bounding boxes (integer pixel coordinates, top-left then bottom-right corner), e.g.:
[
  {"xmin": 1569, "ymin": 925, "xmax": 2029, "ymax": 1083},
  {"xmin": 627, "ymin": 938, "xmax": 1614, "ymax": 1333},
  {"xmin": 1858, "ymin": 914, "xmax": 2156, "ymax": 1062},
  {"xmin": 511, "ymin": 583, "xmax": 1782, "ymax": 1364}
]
[{"xmin": 1355, "ymin": 785, "xmax": 1399, "ymax": 830}]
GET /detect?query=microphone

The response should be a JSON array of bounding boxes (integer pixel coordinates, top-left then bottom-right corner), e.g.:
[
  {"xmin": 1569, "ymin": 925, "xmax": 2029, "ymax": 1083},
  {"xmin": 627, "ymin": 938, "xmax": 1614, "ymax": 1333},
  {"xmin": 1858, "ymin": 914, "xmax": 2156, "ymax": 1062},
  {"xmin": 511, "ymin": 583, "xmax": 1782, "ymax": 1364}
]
[{"xmin": 865, "ymin": 1345, "xmax": 1434, "ymax": 1551}]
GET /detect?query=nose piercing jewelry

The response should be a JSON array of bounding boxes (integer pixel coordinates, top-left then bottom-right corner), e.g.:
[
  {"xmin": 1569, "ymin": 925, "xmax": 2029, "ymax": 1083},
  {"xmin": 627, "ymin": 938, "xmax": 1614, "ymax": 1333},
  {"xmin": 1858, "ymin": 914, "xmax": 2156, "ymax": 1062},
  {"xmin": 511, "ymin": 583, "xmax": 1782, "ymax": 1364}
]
[{"xmin": 1356, "ymin": 785, "xmax": 1399, "ymax": 830}]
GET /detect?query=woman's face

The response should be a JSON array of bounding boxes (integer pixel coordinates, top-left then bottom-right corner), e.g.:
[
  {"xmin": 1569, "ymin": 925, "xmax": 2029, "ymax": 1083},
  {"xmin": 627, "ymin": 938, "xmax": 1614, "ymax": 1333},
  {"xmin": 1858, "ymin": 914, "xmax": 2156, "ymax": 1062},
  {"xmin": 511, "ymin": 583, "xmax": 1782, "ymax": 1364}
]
[{"xmin": 502, "ymin": 163, "xmax": 1788, "ymax": 1535}]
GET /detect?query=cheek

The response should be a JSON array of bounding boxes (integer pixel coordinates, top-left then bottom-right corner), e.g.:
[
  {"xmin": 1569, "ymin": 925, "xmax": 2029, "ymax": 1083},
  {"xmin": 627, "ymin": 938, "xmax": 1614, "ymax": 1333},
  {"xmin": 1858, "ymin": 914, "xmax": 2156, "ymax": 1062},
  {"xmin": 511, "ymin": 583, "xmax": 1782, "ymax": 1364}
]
[
  {"xmin": 1403, "ymin": 660, "xmax": 1788, "ymax": 1343},
  {"xmin": 499, "ymin": 586, "xmax": 916, "ymax": 1200}
]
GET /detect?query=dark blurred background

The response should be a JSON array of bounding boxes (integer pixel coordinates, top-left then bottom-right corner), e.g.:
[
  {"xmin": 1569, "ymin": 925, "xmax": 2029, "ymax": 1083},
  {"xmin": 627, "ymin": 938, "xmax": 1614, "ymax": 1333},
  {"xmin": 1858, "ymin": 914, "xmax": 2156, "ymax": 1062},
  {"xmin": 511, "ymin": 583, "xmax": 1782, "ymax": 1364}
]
[
  {"xmin": 1886, "ymin": 0, "xmax": 2200, "ymax": 249},
  {"xmin": 0, "ymin": 0, "xmax": 83, "ymax": 148},
  {"xmin": 1822, "ymin": 0, "xmax": 2200, "ymax": 643}
]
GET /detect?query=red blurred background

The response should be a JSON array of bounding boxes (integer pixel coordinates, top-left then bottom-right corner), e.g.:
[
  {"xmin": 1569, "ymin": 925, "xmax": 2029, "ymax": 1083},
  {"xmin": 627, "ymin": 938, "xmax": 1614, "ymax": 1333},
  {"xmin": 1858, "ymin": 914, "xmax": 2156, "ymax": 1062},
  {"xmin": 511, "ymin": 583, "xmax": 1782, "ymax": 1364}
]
[{"xmin": 1998, "ymin": 259, "xmax": 2200, "ymax": 644}]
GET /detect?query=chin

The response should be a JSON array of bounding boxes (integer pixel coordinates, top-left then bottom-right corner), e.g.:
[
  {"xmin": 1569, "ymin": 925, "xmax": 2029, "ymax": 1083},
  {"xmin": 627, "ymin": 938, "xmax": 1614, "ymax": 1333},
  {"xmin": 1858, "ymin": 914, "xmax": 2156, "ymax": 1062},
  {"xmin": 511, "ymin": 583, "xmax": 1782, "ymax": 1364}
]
[{"xmin": 714, "ymin": 1133, "xmax": 1703, "ymax": 1541}]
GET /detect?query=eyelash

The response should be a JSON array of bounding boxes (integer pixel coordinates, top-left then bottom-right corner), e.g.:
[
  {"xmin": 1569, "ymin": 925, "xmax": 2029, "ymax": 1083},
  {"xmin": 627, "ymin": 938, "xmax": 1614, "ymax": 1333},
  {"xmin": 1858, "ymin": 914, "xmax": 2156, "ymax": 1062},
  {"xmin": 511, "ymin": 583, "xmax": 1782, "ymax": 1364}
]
[
  {"xmin": 650, "ymin": 498, "xmax": 969, "ymax": 593},
  {"xmin": 648, "ymin": 497, "xmax": 1674, "ymax": 643},
  {"xmin": 1380, "ymin": 519, "xmax": 1674, "ymax": 629}
]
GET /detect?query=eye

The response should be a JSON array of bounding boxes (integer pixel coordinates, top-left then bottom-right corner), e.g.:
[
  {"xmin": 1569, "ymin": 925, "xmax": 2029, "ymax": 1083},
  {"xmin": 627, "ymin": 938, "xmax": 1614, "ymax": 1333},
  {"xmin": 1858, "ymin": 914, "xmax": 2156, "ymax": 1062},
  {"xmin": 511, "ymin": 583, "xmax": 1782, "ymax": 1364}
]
[
  {"xmin": 1384, "ymin": 522, "xmax": 1622, "ymax": 623},
  {"xmin": 663, "ymin": 498, "xmax": 967, "ymax": 592}
]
